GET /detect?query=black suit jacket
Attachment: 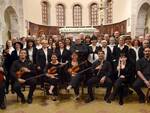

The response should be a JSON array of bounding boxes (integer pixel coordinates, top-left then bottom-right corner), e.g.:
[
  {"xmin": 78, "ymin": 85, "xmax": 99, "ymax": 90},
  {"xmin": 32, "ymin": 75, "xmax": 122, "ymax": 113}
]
[
  {"xmin": 10, "ymin": 50, "xmax": 20, "ymax": 65},
  {"xmin": 88, "ymin": 46, "xmax": 101, "ymax": 54},
  {"xmin": 138, "ymin": 46, "xmax": 144, "ymax": 59},
  {"xmin": 36, "ymin": 48, "xmax": 52, "ymax": 70},
  {"xmin": 25, "ymin": 47, "xmax": 37, "ymax": 65},
  {"xmin": 55, "ymin": 48, "xmax": 71, "ymax": 63}
]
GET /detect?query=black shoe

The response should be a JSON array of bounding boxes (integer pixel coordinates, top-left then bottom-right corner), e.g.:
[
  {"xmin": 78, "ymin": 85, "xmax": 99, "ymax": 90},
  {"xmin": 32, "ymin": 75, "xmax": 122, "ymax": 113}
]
[
  {"xmin": 85, "ymin": 97, "xmax": 94, "ymax": 103},
  {"xmin": 27, "ymin": 98, "xmax": 33, "ymax": 104},
  {"xmin": 52, "ymin": 96, "xmax": 57, "ymax": 101},
  {"xmin": 11, "ymin": 90, "xmax": 15, "ymax": 94},
  {"xmin": 0, "ymin": 103, "xmax": 6, "ymax": 110},
  {"xmin": 21, "ymin": 97, "xmax": 26, "ymax": 104},
  {"xmin": 139, "ymin": 99, "xmax": 145, "ymax": 103},
  {"xmin": 119, "ymin": 99, "xmax": 124, "ymax": 105},
  {"xmin": 106, "ymin": 98, "xmax": 111, "ymax": 103}
]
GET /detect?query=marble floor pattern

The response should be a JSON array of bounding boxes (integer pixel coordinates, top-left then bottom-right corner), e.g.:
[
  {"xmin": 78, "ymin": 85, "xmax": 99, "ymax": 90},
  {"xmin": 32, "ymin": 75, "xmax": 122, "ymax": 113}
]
[{"xmin": 0, "ymin": 88, "xmax": 150, "ymax": 113}]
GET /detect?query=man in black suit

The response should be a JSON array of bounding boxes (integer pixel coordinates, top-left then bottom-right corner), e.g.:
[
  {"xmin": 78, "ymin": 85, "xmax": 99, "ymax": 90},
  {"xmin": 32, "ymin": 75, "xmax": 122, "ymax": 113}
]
[
  {"xmin": 36, "ymin": 39, "xmax": 52, "ymax": 88},
  {"xmin": 25, "ymin": 39, "xmax": 37, "ymax": 65},
  {"xmin": 85, "ymin": 50, "xmax": 113, "ymax": 103},
  {"xmin": 70, "ymin": 36, "xmax": 89, "ymax": 62},
  {"xmin": 10, "ymin": 49, "xmax": 36, "ymax": 104},
  {"xmin": 133, "ymin": 47, "xmax": 150, "ymax": 103},
  {"xmin": 101, "ymin": 40, "xmax": 112, "ymax": 62}
]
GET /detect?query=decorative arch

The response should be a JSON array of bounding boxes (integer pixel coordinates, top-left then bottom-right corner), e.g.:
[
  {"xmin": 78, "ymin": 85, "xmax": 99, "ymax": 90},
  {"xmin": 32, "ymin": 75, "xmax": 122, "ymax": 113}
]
[
  {"xmin": 3, "ymin": 6, "xmax": 19, "ymax": 40},
  {"xmin": 135, "ymin": 2, "xmax": 150, "ymax": 36}
]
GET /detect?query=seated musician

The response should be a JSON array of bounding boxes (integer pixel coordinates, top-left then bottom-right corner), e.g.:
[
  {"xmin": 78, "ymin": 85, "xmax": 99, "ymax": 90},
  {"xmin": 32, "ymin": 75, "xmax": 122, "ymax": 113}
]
[
  {"xmin": 44, "ymin": 53, "xmax": 61, "ymax": 101},
  {"xmin": 0, "ymin": 67, "xmax": 6, "ymax": 109},
  {"xmin": 110, "ymin": 53, "xmax": 131, "ymax": 105},
  {"xmin": 85, "ymin": 50, "xmax": 113, "ymax": 103},
  {"xmin": 133, "ymin": 47, "xmax": 150, "ymax": 103},
  {"xmin": 66, "ymin": 51, "xmax": 85, "ymax": 100},
  {"xmin": 10, "ymin": 49, "xmax": 36, "ymax": 104}
]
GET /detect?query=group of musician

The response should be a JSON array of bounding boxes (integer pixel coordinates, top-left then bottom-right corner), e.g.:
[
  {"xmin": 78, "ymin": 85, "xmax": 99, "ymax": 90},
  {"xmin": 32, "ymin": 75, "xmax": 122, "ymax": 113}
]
[{"xmin": 0, "ymin": 31, "xmax": 150, "ymax": 109}]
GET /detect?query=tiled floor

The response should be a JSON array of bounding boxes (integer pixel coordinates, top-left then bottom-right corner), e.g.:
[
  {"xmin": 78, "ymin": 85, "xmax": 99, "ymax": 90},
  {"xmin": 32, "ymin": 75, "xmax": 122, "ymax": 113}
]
[{"xmin": 1, "ymin": 88, "xmax": 150, "ymax": 113}]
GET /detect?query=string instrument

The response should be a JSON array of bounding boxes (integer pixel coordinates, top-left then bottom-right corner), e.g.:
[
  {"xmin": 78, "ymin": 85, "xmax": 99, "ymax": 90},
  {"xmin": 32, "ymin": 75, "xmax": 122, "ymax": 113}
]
[
  {"xmin": 47, "ymin": 63, "xmax": 67, "ymax": 75},
  {"xmin": 16, "ymin": 67, "xmax": 26, "ymax": 78},
  {"xmin": 0, "ymin": 70, "xmax": 4, "ymax": 82},
  {"xmin": 68, "ymin": 60, "xmax": 87, "ymax": 75}
]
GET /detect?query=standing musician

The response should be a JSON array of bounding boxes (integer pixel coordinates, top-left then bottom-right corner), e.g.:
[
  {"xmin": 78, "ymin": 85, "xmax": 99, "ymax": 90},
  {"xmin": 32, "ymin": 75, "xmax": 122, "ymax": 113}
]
[
  {"xmin": 85, "ymin": 50, "xmax": 113, "ymax": 103},
  {"xmin": 0, "ymin": 66, "xmax": 6, "ymax": 109},
  {"xmin": 10, "ymin": 49, "xmax": 36, "ymax": 104},
  {"xmin": 110, "ymin": 53, "xmax": 131, "ymax": 105},
  {"xmin": 55, "ymin": 41, "xmax": 71, "ymax": 84},
  {"xmin": 44, "ymin": 53, "xmax": 61, "ymax": 101},
  {"xmin": 25, "ymin": 39, "xmax": 37, "ymax": 65},
  {"xmin": 133, "ymin": 47, "xmax": 150, "ymax": 103},
  {"xmin": 88, "ymin": 35, "xmax": 101, "ymax": 64},
  {"xmin": 66, "ymin": 52, "xmax": 85, "ymax": 100},
  {"xmin": 36, "ymin": 39, "xmax": 52, "ymax": 88}
]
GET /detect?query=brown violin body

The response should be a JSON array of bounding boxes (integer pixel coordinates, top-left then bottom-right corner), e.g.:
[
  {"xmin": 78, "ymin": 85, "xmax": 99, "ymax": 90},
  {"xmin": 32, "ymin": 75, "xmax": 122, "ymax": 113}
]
[
  {"xmin": 68, "ymin": 65, "xmax": 80, "ymax": 74},
  {"xmin": 0, "ymin": 71, "xmax": 4, "ymax": 82},
  {"xmin": 16, "ymin": 68, "xmax": 25, "ymax": 78},
  {"xmin": 47, "ymin": 66, "xmax": 57, "ymax": 74}
]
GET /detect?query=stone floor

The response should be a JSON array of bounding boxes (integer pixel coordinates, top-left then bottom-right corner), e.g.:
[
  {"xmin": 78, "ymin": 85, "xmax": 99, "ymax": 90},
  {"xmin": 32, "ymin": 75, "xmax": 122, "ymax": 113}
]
[{"xmin": 0, "ymin": 88, "xmax": 150, "ymax": 113}]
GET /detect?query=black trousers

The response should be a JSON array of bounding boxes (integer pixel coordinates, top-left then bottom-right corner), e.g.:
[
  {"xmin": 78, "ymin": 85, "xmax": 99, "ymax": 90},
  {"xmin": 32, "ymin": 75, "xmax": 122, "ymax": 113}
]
[
  {"xmin": 5, "ymin": 72, "xmax": 14, "ymax": 92},
  {"xmin": 133, "ymin": 78, "xmax": 147, "ymax": 100},
  {"xmin": 69, "ymin": 74, "xmax": 84, "ymax": 96},
  {"xmin": 111, "ymin": 78, "xmax": 128, "ymax": 101},
  {"xmin": 0, "ymin": 81, "xmax": 6, "ymax": 104},
  {"xmin": 87, "ymin": 76, "xmax": 113, "ymax": 99},
  {"xmin": 44, "ymin": 76, "xmax": 59, "ymax": 96},
  {"xmin": 13, "ymin": 79, "xmax": 36, "ymax": 99}
]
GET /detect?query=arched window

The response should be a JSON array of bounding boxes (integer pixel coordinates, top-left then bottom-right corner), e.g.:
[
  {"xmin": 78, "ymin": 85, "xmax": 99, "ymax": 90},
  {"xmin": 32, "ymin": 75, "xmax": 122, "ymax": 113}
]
[
  {"xmin": 56, "ymin": 4, "xmax": 65, "ymax": 26},
  {"xmin": 73, "ymin": 4, "xmax": 82, "ymax": 27},
  {"xmin": 106, "ymin": 0, "xmax": 112, "ymax": 24},
  {"xmin": 90, "ymin": 3, "xmax": 98, "ymax": 26},
  {"xmin": 41, "ymin": 1, "xmax": 49, "ymax": 24}
]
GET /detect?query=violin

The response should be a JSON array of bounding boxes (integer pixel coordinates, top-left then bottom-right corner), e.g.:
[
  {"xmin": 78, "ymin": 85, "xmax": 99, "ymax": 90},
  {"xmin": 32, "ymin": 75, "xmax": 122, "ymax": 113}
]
[
  {"xmin": 47, "ymin": 66, "xmax": 57, "ymax": 75},
  {"xmin": 68, "ymin": 65, "xmax": 80, "ymax": 74},
  {"xmin": 47, "ymin": 63, "xmax": 67, "ymax": 75},
  {"xmin": 16, "ymin": 67, "xmax": 26, "ymax": 78},
  {"xmin": 68, "ymin": 60, "xmax": 87, "ymax": 75}
]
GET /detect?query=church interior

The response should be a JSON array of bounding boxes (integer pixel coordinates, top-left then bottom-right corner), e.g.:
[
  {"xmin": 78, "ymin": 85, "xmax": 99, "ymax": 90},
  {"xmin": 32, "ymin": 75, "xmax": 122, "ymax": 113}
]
[{"xmin": 0, "ymin": 0, "xmax": 150, "ymax": 113}]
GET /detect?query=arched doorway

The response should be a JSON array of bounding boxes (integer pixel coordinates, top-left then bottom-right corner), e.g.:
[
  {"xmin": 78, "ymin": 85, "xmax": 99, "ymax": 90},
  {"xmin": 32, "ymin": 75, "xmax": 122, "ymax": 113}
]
[
  {"xmin": 136, "ymin": 3, "xmax": 150, "ymax": 36},
  {"xmin": 3, "ymin": 6, "xmax": 19, "ymax": 42}
]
